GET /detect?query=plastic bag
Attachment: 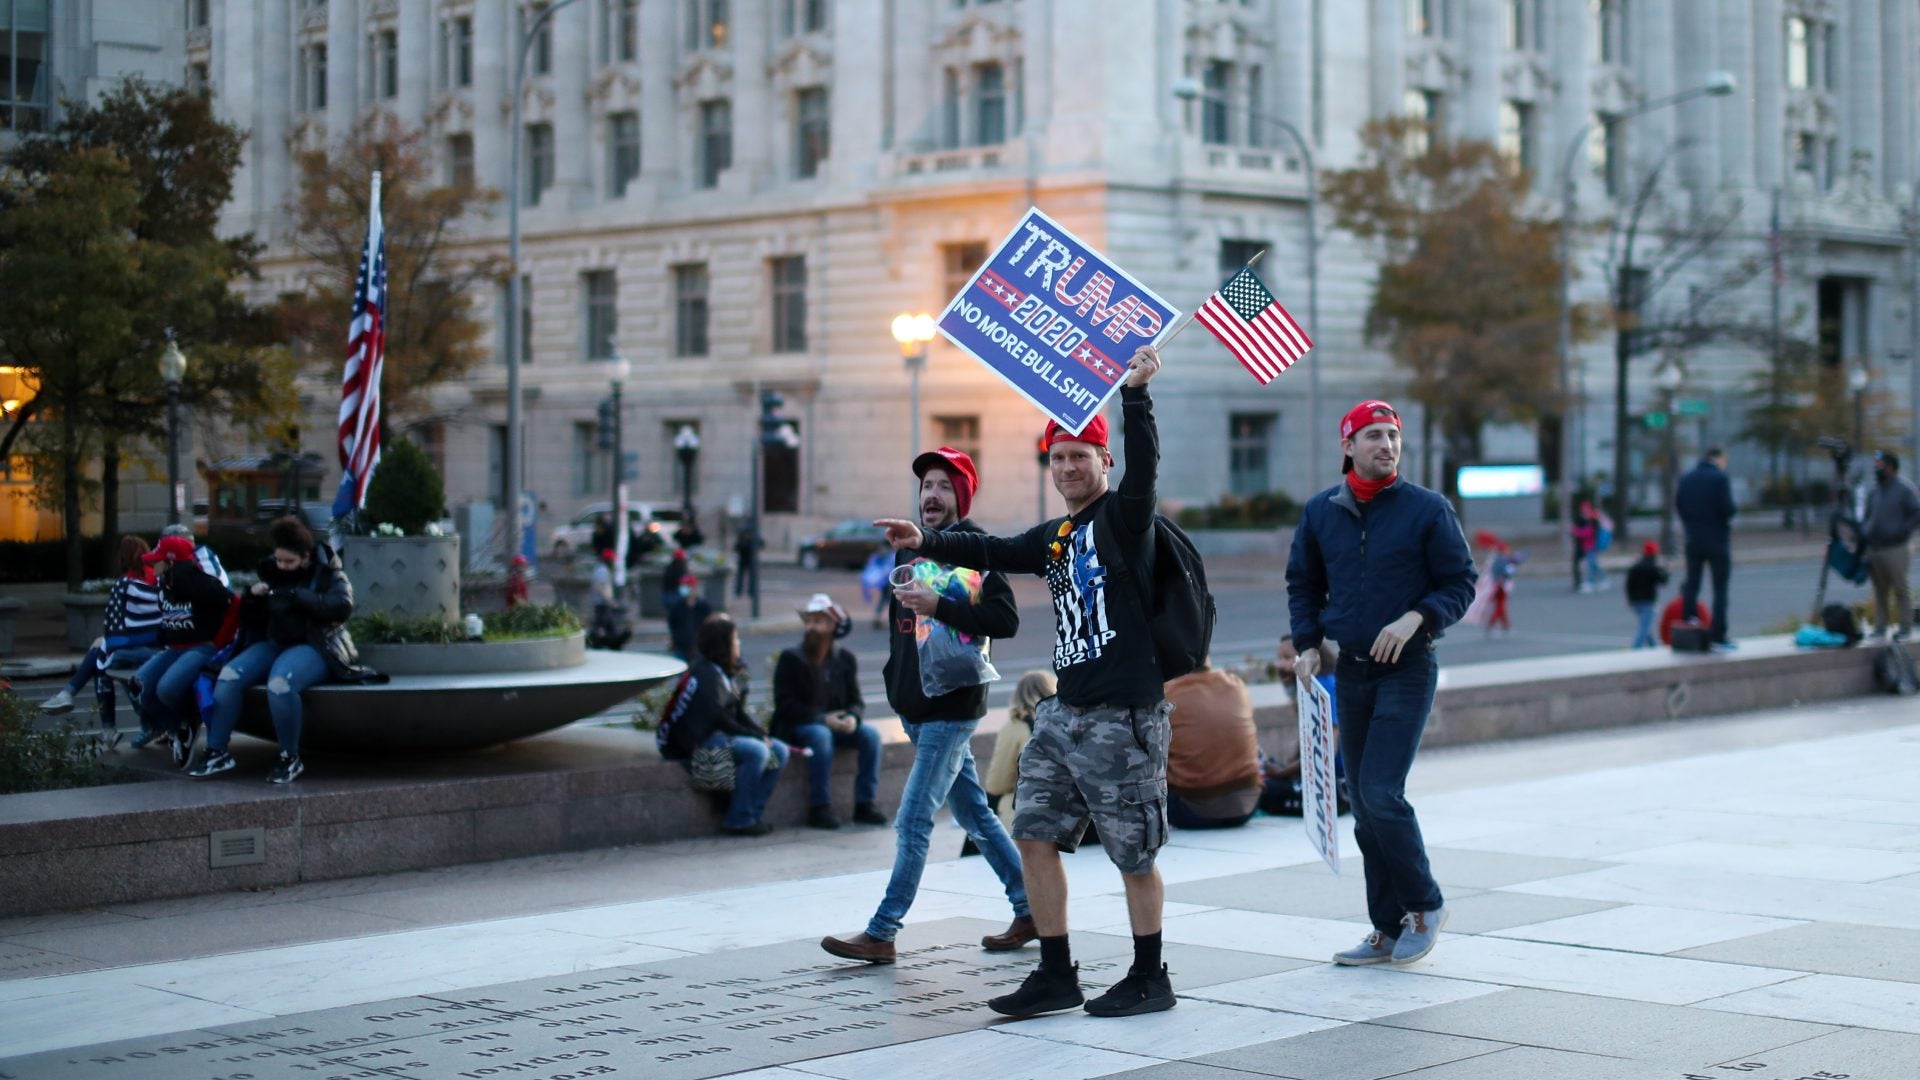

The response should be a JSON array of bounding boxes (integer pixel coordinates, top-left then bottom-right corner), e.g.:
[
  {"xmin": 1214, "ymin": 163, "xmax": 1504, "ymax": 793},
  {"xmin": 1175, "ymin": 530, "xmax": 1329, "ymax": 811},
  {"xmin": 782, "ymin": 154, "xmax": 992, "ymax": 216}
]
[{"xmin": 898, "ymin": 558, "xmax": 1000, "ymax": 698}]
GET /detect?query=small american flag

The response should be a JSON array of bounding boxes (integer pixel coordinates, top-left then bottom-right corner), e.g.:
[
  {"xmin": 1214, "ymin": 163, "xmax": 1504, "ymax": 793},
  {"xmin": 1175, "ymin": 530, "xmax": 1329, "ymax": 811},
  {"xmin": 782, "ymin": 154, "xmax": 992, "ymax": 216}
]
[
  {"xmin": 333, "ymin": 172, "xmax": 387, "ymax": 518},
  {"xmin": 1194, "ymin": 265, "xmax": 1313, "ymax": 384}
]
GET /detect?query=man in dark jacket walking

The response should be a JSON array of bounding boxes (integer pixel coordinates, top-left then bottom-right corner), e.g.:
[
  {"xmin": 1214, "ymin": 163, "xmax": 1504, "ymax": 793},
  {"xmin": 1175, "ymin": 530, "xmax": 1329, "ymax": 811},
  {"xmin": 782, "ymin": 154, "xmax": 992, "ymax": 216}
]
[
  {"xmin": 1287, "ymin": 400, "xmax": 1476, "ymax": 968},
  {"xmin": 822, "ymin": 447, "xmax": 1030, "ymax": 965},
  {"xmin": 1675, "ymin": 447, "xmax": 1737, "ymax": 650},
  {"xmin": 1863, "ymin": 451, "xmax": 1920, "ymax": 640},
  {"xmin": 876, "ymin": 344, "xmax": 1175, "ymax": 1020}
]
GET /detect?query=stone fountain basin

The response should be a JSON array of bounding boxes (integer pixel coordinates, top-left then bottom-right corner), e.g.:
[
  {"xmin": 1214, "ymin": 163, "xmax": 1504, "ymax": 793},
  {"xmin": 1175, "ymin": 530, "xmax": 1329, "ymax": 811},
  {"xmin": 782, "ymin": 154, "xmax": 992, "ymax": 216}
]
[{"xmin": 235, "ymin": 649, "xmax": 684, "ymax": 753}]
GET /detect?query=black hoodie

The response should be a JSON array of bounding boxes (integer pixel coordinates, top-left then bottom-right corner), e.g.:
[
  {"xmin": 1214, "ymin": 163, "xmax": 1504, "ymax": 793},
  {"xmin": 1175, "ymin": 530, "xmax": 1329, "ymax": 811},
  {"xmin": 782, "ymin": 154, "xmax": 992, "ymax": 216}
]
[
  {"xmin": 882, "ymin": 518, "xmax": 1019, "ymax": 722},
  {"xmin": 156, "ymin": 560, "xmax": 233, "ymax": 646}
]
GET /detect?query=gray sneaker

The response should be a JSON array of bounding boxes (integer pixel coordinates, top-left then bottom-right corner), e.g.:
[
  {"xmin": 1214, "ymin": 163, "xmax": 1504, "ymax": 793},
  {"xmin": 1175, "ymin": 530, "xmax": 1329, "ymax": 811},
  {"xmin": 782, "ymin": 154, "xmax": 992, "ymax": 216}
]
[
  {"xmin": 1391, "ymin": 907, "xmax": 1448, "ymax": 965},
  {"xmin": 1333, "ymin": 930, "xmax": 1398, "ymax": 966}
]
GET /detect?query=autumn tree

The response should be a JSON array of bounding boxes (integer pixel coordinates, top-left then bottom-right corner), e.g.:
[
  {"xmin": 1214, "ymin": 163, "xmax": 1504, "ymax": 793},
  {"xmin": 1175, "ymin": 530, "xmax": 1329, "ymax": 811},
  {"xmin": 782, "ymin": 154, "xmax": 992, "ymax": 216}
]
[
  {"xmin": 1323, "ymin": 118, "xmax": 1569, "ymax": 498},
  {"xmin": 282, "ymin": 112, "xmax": 508, "ymax": 423}
]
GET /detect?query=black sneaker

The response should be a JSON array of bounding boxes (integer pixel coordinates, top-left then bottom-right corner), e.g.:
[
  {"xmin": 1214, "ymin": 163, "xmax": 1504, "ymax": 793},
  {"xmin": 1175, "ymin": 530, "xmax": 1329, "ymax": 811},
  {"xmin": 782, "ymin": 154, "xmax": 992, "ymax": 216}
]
[
  {"xmin": 986, "ymin": 964, "xmax": 1083, "ymax": 1018},
  {"xmin": 852, "ymin": 802, "xmax": 888, "ymax": 826},
  {"xmin": 721, "ymin": 821, "xmax": 775, "ymax": 837},
  {"xmin": 1084, "ymin": 963, "xmax": 1176, "ymax": 1017},
  {"xmin": 807, "ymin": 805, "xmax": 842, "ymax": 830},
  {"xmin": 187, "ymin": 751, "xmax": 235, "ymax": 779},
  {"xmin": 170, "ymin": 727, "xmax": 194, "ymax": 769},
  {"xmin": 267, "ymin": 753, "xmax": 303, "ymax": 784}
]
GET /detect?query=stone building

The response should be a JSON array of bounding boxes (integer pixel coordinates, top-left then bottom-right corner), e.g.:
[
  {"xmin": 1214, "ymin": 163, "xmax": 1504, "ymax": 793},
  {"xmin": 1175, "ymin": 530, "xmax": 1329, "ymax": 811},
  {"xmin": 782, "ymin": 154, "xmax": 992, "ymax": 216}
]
[{"xmin": 41, "ymin": 1, "xmax": 1920, "ymax": 551}]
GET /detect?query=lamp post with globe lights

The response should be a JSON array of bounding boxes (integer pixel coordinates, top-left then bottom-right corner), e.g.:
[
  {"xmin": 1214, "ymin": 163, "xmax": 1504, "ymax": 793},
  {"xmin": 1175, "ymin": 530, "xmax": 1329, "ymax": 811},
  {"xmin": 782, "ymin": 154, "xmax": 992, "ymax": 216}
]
[
  {"xmin": 159, "ymin": 339, "xmax": 188, "ymax": 526},
  {"xmin": 1848, "ymin": 362, "xmax": 1869, "ymax": 454},
  {"xmin": 891, "ymin": 313, "xmax": 936, "ymax": 460},
  {"xmin": 1653, "ymin": 355, "xmax": 1685, "ymax": 554},
  {"xmin": 674, "ymin": 425, "xmax": 700, "ymax": 523}
]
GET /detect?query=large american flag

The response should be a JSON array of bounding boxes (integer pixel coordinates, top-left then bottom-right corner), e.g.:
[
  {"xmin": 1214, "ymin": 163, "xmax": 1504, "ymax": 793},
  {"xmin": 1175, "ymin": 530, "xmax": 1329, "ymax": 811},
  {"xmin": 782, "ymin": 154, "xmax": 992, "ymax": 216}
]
[
  {"xmin": 1194, "ymin": 265, "xmax": 1313, "ymax": 384},
  {"xmin": 333, "ymin": 172, "xmax": 387, "ymax": 518}
]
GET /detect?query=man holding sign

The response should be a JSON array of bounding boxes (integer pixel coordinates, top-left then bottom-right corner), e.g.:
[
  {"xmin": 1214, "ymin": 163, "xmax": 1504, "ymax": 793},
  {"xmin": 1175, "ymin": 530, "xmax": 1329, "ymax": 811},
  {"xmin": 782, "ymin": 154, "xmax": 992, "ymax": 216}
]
[
  {"xmin": 1286, "ymin": 400, "xmax": 1476, "ymax": 967},
  {"xmin": 875, "ymin": 344, "xmax": 1175, "ymax": 1020}
]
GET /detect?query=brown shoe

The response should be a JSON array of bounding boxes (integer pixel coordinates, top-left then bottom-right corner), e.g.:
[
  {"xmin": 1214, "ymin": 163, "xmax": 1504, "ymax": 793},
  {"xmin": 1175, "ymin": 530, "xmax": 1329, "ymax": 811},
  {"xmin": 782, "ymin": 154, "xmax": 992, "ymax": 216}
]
[
  {"xmin": 821, "ymin": 932, "xmax": 896, "ymax": 964},
  {"xmin": 981, "ymin": 915, "xmax": 1039, "ymax": 952}
]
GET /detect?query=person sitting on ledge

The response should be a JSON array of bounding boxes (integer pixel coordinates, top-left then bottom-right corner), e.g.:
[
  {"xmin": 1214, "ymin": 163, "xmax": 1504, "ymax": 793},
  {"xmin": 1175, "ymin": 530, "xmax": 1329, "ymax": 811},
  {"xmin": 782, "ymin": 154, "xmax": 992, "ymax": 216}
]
[
  {"xmin": 189, "ymin": 516, "xmax": 378, "ymax": 785},
  {"xmin": 772, "ymin": 594, "xmax": 885, "ymax": 830},
  {"xmin": 657, "ymin": 613, "xmax": 791, "ymax": 836}
]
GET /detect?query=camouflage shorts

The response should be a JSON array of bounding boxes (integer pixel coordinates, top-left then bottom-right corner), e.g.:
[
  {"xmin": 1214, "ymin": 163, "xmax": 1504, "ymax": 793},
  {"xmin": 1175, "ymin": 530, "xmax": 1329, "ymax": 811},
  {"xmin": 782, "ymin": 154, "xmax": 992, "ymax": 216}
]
[{"xmin": 1012, "ymin": 697, "xmax": 1172, "ymax": 875}]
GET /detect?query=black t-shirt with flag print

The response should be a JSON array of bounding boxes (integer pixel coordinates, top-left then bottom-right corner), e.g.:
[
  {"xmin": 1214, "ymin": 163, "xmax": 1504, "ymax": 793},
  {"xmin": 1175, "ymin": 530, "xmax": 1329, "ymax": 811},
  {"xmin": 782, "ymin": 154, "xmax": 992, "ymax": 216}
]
[{"xmin": 917, "ymin": 386, "xmax": 1162, "ymax": 709}]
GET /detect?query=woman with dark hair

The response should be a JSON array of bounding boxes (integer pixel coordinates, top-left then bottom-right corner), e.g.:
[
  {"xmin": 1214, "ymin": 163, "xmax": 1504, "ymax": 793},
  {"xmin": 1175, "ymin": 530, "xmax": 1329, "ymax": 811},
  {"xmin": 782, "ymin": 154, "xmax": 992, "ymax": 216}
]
[
  {"xmin": 189, "ymin": 516, "xmax": 370, "ymax": 784},
  {"xmin": 41, "ymin": 536, "xmax": 164, "ymax": 745},
  {"xmin": 655, "ymin": 613, "xmax": 790, "ymax": 835}
]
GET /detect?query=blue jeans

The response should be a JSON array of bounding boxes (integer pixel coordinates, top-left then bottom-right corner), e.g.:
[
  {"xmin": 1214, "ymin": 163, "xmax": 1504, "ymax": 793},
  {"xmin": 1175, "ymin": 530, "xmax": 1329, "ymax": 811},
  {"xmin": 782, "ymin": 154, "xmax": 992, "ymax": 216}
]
[
  {"xmin": 706, "ymin": 732, "xmax": 790, "ymax": 829},
  {"xmin": 1631, "ymin": 602, "xmax": 1657, "ymax": 648},
  {"xmin": 68, "ymin": 645, "xmax": 157, "ymax": 728},
  {"xmin": 208, "ymin": 641, "xmax": 332, "ymax": 756},
  {"xmin": 1682, "ymin": 544, "xmax": 1731, "ymax": 644},
  {"xmin": 136, "ymin": 645, "xmax": 215, "ymax": 734},
  {"xmin": 866, "ymin": 719, "xmax": 1026, "ymax": 941},
  {"xmin": 790, "ymin": 720, "xmax": 881, "ymax": 808},
  {"xmin": 1585, "ymin": 550, "xmax": 1605, "ymax": 586},
  {"xmin": 1337, "ymin": 647, "xmax": 1444, "ymax": 937}
]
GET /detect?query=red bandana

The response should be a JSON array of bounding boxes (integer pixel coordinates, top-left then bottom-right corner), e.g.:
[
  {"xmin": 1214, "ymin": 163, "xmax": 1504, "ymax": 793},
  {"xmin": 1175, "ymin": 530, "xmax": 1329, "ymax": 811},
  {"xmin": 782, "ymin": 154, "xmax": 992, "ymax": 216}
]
[{"xmin": 1346, "ymin": 471, "xmax": 1397, "ymax": 503}]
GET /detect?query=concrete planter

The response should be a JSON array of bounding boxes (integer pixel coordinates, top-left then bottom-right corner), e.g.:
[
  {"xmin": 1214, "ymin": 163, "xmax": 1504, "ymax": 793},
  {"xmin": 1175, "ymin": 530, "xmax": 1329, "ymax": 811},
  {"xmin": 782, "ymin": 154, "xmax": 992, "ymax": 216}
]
[
  {"xmin": 0, "ymin": 597, "xmax": 24, "ymax": 655},
  {"xmin": 459, "ymin": 578, "xmax": 510, "ymax": 614},
  {"xmin": 61, "ymin": 594, "xmax": 107, "ymax": 651},
  {"xmin": 356, "ymin": 630, "xmax": 586, "ymax": 676},
  {"xmin": 341, "ymin": 534, "xmax": 461, "ymax": 623}
]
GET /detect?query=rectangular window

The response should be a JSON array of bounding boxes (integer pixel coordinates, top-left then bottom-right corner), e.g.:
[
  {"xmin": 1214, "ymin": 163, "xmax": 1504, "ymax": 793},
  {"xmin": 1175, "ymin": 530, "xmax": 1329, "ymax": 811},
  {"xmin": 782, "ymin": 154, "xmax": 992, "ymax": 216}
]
[
  {"xmin": 613, "ymin": 0, "xmax": 638, "ymax": 62},
  {"xmin": 1785, "ymin": 16, "xmax": 1810, "ymax": 89},
  {"xmin": 518, "ymin": 274, "xmax": 534, "ymax": 365},
  {"xmin": 795, "ymin": 86, "xmax": 829, "ymax": 178},
  {"xmin": 374, "ymin": 29, "xmax": 398, "ymax": 99},
  {"xmin": 770, "ymin": 256, "xmax": 807, "ymax": 353},
  {"xmin": 574, "ymin": 422, "xmax": 609, "ymax": 497},
  {"xmin": 1408, "ymin": 0, "xmax": 1442, "ymax": 37},
  {"xmin": 189, "ymin": 0, "xmax": 210, "ymax": 29},
  {"xmin": 941, "ymin": 68, "xmax": 961, "ymax": 149},
  {"xmin": 1202, "ymin": 61, "xmax": 1231, "ymax": 145},
  {"xmin": 489, "ymin": 425, "xmax": 509, "ymax": 508},
  {"xmin": 453, "ymin": 16, "xmax": 473, "ymax": 86},
  {"xmin": 609, "ymin": 111, "xmax": 640, "ymax": 196},
  {"xmin": 448, "ymin": 132, "xmax": 474, "ymax": 187},
  {"xmin": 709, "ymin": 0, "xmax": 729, "ymax": 47},
  {"xmin": 1246, "ymin": 64, "xmax": 1264, "ymax": 148},
  {"xmin": 187, "ymin": 61, "xmax": 210, "ymax": 95},
  {"xmin": 1590, "ymin": 112, "xmax": 1623, "ymax": 197},
  {"xmin": 974, "ymin": 62, "xmax": 1006, "ymax": 146},
  {"xmin": 1228, "ymin": 413, "xmax": 1276, "ymax": 497},
  {"xmin": 674, "ymin": 264, "xmax": 710, "ymax": 357},
  {"xmin": 1593, "ymin": 0, "xmax": 1627, "ymax": 65},
  {"xmin": 1498, "ymin": 100, "xmax": 1532, "ymax": 169},
  {"xmin": 298, "ymin": 44, "xmax": 328, "ymax": 112},
  {"xmin": 1822, "ymin": 22, "xmax": 1838, "ymax": 91},
  {"xmin": 1219, "ymin": 238, "xmax": 1269, "ymax": 280},
  {"xmin": 584, "ymin": 271, "xmax": 618, "ymax": 360},
  {"xmin": 699, "ymin": 98, "xmax": 732, "ymax": 187},
  {"xmin": 943, "ymin": 241, "xmax": 988, "ymax": 299},
  {"xmin": 524, "ymin": 3, "xmax": 553, "ymax": 75},
  {"xmin": 933, "ymin": 416, "xmax": 982, "ymax": 471},
  {"xmin": 526, "ymin": 123, "xmax": 554, "ymax": 205},
  {"xmin": 1403, "ymin": 90, "xmax": 1436, "ymax": 154},
  {"xmin": 802, "ymin": 0, "xmax": 827, "ymax": 32}
]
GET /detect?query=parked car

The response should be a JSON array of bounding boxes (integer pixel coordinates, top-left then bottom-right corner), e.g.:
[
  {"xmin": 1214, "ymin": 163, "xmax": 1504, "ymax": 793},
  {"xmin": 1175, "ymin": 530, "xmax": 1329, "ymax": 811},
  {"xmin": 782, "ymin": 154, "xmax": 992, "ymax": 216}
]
[
  {"xmin": 549, "ymin": 502, "xmax": 683, "ymax": 559},
  {"xmin": 797, "ymin": 519, "xmax": 887, "ymax": 570}
]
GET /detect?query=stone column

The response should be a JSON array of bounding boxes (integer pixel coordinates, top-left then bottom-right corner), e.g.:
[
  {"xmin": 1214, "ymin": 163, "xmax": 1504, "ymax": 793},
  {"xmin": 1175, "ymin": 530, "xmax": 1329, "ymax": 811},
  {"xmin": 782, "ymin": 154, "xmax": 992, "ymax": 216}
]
[
  {"xmin": 473, "ymin": 2, "xmax": 510, "ymax": 203},
  {"xmin": 1551, "ymin": 0, "xmax": 1594, "ymax": 207},
  {"xmin": 891, "ymin": 0, "xmax": 933, "ymax": 151},
  {"xmin": 1846, "ymin": 0, "xmax": 1883, "ymax": 189},
  {"xmin": 1368, "ymin": 0, "xmax": 1404, "ymax": 119},
  {"xmin": 832, "ymin": 0, "xmax": 884, "ymax": 187},
  {"xmin": 1458, "ymin": 0, "xmax": 1498, "ymax": 142},
  {"xmin": 1716, "ymin": 0, "xmax": 1755, "ymax": 192},
  {"xmin": 639, "ymin": 0, "xmax": 677, "ymax": 182},
  {"xmin": 1878, "ymin": 0, "xmax": 1911, "ymax": 193},
  {"xmin": 324, "ymin": 0, "xmax": 358, "ymax": 137},
  {"xmin": 1634, "ymin": 0, "xmax": 1675, "ymax": 164},
  {"xmin": 1275, "ymin": 0, "xmax": 1311, "ymax": 133},
  {"xmin": 1753, "ymin": 0, "xmax": 1785, "ymax": 191},
  {"xmin": 1674, "ymin": 0, "xmax": 1718, "ymax": 194},
  {"xmin": 398, "ymin": 0, "xmax": 433, "ymax": 122},
  {"xmin": 728, "ymin": 2, "xmax": 771, "ymax": 191},
  {"xmin": 549, "ymin": 0, "xmax": 591, "ymax": 206}
]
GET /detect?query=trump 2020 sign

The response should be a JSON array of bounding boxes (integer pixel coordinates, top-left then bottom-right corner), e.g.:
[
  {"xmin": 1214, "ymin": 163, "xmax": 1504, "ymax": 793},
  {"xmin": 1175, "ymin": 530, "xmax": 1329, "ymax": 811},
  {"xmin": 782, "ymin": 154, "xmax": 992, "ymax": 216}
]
[{"xmin": 937, "ymin": 208, "xmax": 1182, "ymax": 435}]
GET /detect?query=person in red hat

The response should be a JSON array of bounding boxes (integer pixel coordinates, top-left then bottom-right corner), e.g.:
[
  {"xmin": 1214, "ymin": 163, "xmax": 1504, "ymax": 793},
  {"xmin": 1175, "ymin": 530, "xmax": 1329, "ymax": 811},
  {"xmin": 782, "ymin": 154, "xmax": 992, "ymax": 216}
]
[
  {"xmin": 1625, "ymin": 539, "xmax": 1670, "ymax": 648},
  {"xmin": 875, "ymin": 343, "xmax": 1175, "ymax": 1020},
  {"xmin": 129, "ymin": 532, "xmax": 234, "ymax": 762},
  {"xmin": 1287, "ymin": 398, "xmax": 1476, "ymax": 968},
  {"xmin": 822, "ymin": 445, "xmax": 1030, "ymax": 966}
]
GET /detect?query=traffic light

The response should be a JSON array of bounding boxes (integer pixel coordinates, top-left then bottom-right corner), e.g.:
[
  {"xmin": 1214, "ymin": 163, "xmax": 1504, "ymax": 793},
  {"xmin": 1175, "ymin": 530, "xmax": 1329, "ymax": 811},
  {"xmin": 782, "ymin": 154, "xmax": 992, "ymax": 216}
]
[
  {"xmin": 1036, "ymin": 435, "xmax": 1050, "ymax": 468},
  {"xmin": 596, "ymin": 398, "xmax": 616, "ymax": 450},
  {"xmin": 758, "ymin": 389, "xmax": 787, "ymax": 442}
]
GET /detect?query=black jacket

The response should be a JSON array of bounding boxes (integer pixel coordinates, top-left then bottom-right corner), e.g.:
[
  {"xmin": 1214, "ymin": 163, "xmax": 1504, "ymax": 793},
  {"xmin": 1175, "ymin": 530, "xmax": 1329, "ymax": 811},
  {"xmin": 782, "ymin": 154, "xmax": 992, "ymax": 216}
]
[
  {"xmin": 239, "ymin": 543, "xmax": 378, "ymax": 683},
  {"xmin": 1675, "ymin": 461, "xmax": 1736, "ymax": 551},
  {"xmin": 770, "ymin": 645, "xmax": 863, "ymax": 742},
  {"xmin": 1625, "ymin": 555, "xmax": 1669, "ymax": 605},
  {"xmin": 157, "ymin": 561, "xmax": 232, "ymax": 646},
  {"xmin": 666, "ymin": 597, "xmax": 714, "ymax": 656},
  {"xmin": 883, "ymin": 518, "xmax": 1018, "ymax": 722},
  {"xmin": 658, "ymin": 656, "xmax": 768, "ymax": 759}
]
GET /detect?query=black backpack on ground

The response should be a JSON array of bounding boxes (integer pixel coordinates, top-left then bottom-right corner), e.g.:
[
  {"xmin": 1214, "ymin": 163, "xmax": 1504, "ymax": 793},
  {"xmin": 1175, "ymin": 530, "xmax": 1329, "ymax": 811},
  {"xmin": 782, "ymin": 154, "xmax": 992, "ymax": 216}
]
[
  {"xmin": 1821, "ymin": 603, "xmax": 1863, "ymax": 646},
  {"xmin": 1875, "ymin": 643, "xmax": 1918, "ymax": 696},
  {"xmin": 1097, "ymin": 511, "xmax": 1216, "ymax": 680}
]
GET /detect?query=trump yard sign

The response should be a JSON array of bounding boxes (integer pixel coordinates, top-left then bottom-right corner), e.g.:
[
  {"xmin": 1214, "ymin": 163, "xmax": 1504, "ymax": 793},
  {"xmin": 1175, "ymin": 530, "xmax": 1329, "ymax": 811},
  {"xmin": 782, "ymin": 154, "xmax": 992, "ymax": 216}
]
[{"xmin": 937, "ymin": 208, "xmax": 1181, "ymax": 435}]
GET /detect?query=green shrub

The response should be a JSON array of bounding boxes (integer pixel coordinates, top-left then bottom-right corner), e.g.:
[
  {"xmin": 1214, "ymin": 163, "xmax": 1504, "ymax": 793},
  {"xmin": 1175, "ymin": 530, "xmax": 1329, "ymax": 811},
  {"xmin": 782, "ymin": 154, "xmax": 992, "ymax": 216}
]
[
  {"xmin": 483, "ymin": 603, "xmax": 581, "ymax": 639},
  {"xmin": 349, "ymin": 603, "xmax": 581, "ymax": 645},
  {"xmin": 360, "ymin": 438, "xmax": 446, "ymax": 536},
  {"xmin": 1173, "ymin": 490, "xmax": 1301, "ymax": 530},
  {"xmin": 0, "ymin": 683, "xmax": 105, "ymax": 794}
]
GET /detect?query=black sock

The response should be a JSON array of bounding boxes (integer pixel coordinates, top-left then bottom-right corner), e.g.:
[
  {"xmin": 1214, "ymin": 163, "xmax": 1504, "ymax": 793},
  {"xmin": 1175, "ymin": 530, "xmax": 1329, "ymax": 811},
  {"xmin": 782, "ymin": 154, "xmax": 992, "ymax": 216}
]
[
  {"xmin": 1039, "ymin": 934, "xmax": 1072, "ymax": 974},
  {"xmin": 1132, "ymin": 931, "xmax": 1162, "ymax": 974}
]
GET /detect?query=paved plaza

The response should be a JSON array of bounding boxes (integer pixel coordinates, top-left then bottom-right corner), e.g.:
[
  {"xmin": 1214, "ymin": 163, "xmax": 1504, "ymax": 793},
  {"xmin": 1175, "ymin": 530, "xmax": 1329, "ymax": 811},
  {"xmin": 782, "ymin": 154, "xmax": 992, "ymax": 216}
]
[{"xmin": 3, "ymin": 696, "xmax": 1920, "ymax": 1079}]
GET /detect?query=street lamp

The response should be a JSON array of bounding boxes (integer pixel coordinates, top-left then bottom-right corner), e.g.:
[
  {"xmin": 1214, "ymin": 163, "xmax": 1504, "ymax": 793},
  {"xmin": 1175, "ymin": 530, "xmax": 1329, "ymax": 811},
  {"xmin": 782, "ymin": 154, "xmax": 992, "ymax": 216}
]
[
  {"xmin": 1170, "ymin": 77, "xmax": 1321, "ymax": 484},
  {"xmin": 674, "ymin": 424, "xmax": 700, "ymax": 523},
  {"xmin": 1653, "ymin": 355, "xmax": 1685, "ymax": 555},
  {"xmin": 506, "ymin": 0, "xmax": 583, "ymax": 566},
  {"xmin": 1558, "ymin": 71, "xmax": 1735, "ymax": 535},
  {"xmin": 1848, "ymin": 362, "xmax": 1869, "ymax": 452},
  {"xmin": 159, "ymin": 339, "xmax": 188, "ymax": 526},
  {"xmin": 891, "ymin": 312, "xmax": 936, "ymax": 462},
  {"xmin": 607, "ymin": 352, "xmax": 630, "ymax": 590}
]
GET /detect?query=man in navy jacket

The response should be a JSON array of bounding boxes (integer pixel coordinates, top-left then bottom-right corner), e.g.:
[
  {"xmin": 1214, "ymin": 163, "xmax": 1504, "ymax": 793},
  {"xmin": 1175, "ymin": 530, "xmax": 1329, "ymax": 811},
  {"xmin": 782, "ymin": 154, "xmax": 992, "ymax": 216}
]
[
  {"xmin": 1286, "ymin": 400, "xmax": 1475, "ymax": 967},
  {"xmin": 1675, "ymin": 447, "xmax": 1737, "ymax": 649}
]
